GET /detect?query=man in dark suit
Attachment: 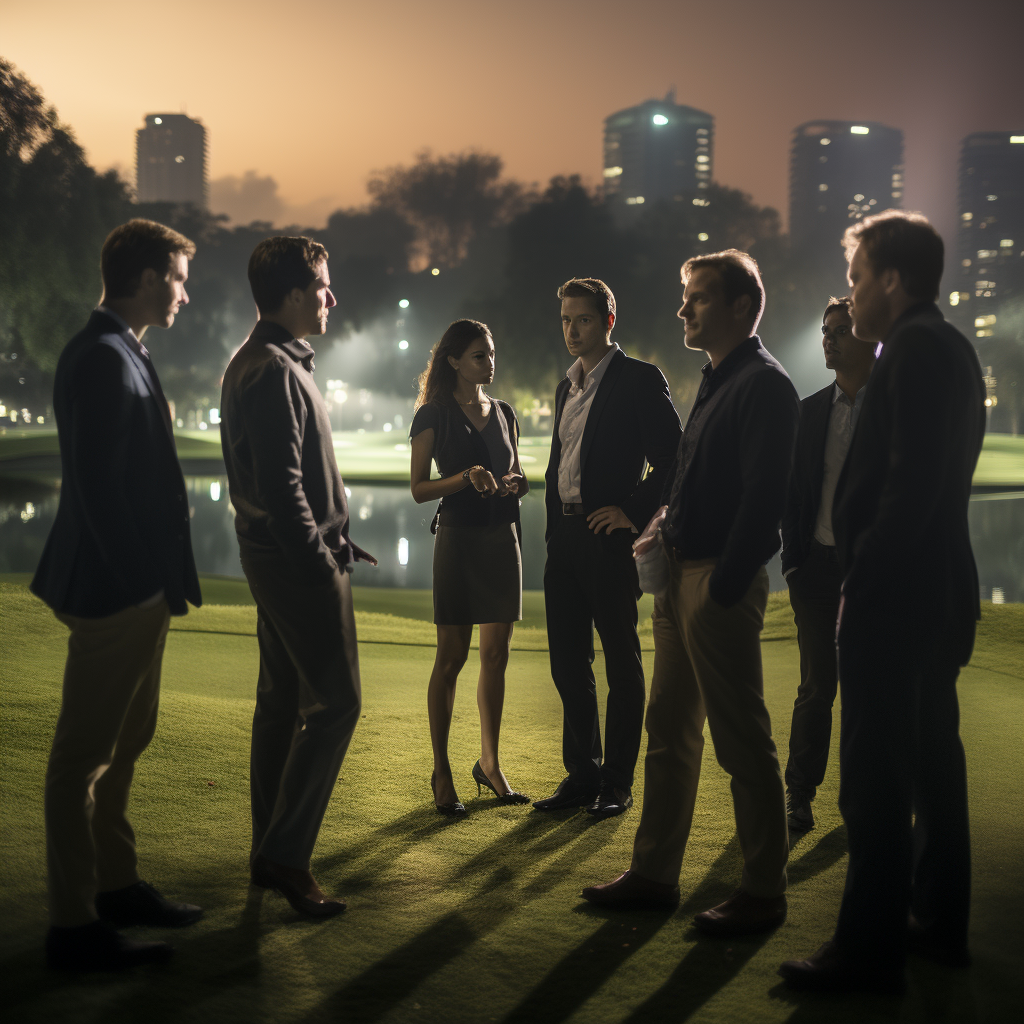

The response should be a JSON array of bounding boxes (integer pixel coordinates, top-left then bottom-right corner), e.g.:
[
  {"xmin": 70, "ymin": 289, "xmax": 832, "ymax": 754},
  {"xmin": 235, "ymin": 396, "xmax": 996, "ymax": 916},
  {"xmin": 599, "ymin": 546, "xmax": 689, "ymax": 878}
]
[
  {"xmin": 780, "ymin": 297, "xmax": 876, "ymax": 832},
  {"xmin": 781, "ymin": 211, "xmax": 986, "ymax": 993},
  {"xmin": 31, "ymin": 219, "xmax": 204, "ymax": 971},
  {"xmin": 221, "ymin": 237, "xmax": 376, "ymax": 918},
  {"xmin": 583, "ymin": 251, "xmax": 800, "ymax": 936},
  {"xmin": 532, "ymin": 278, "xmax": 682, "ymax": 818}
]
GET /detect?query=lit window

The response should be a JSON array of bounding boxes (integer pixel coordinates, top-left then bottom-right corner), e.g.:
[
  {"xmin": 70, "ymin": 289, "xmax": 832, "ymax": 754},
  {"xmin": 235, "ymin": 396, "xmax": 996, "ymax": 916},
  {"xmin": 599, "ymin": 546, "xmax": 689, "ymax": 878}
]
[
  {"xmin": 976, "ymin": 329, "xmax": 994, "ymax": 337},
  {"xmin": 175, "ymin": 155, "xmax": 185, "ymax": 163},
  {"xmin": 975, "ymin": 315, "xmax": 997, "ymax": 327},
  {"xmin": 818, "ymin": 184, "xmax": 828, "ymax": 191},
  {"xmin": 987, "ymin": 195, "xmax": 997, "ymax": 201},
  {"xmin": 962, "ymin": 259, "xmax": 972, "ymax": 267},
  {"xmin": 820, "ymin": 138, "xmax": 831, "ymax": 146},
  {"xmin": 962, "ymin": 212, "xmax": 973, "ymax": 221},
  {"xmin": 626, "ymin": 197, "xmax": 636, "ymax": 205},
  {"xmin": 854, "ymin": 194, "xmax": 864, "ymax": 201},
  {"xmin": 977, "ymin": 250, "xmax": 998, "ymax": 259},
  {"xmin": 431, "ymin": 268, "xmax": 440, "ymax": 276},
  {"xmin": 154, "ymin": 117, "xmax": 162, "ymax": 125},
  {"xmin": 892, "ymin": 192, "xmax": 902, "ymax": 198},
  {"xmin": 1000, "ymin": 239, "xmax": 1014, "ymax": 247},
  {"xmin": 635, "ymin": 196, "xmax": 645, "ymax": 204},
  {"xmin": 697, "ymin": 128, "xmax": 708, "ymax": 135},
  {"xmin": 696, "ymin": 155, "xmax": 709, "ymax": 163},
  {"xmin": 603, "ymin": 166, "xmax": 623, "ymax": 177},
  {"xmin": 1011, "ymin": 136, "xmax": 1024, "ymax": 143},
  {"xmin": 652, "ymin": 114, "xmax": 669, "ymax": 126},
  {"xmin": 949, "ymin": 292, "xmax": 960, "ymax": 307},
  {"xmin": 698, "ymin": 233, "xmax": 709, "ymax": 241},
  {"xmin": 850, "ymin": 126, "xmax": 869, "ymax": 134}
]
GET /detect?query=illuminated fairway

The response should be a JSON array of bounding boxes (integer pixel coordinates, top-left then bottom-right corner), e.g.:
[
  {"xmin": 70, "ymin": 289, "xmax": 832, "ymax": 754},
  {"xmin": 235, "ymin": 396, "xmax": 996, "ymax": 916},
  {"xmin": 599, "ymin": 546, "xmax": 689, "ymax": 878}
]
[{"xmin": 0, "ymin": 580, "xmax": 1021, "ymax": 1024}]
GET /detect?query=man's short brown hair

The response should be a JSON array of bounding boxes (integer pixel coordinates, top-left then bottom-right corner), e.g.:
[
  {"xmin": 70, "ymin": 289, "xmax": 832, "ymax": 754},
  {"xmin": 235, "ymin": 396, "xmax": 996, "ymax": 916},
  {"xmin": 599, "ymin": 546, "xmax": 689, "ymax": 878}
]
[
  {"xmin": 100, "ymin": 219, "xmax": 196, "ymax": 300},
  {"xmin": 823, "ymin": 295, "xmax": 853, "ymax": 323},
  {"xmin": 842, "ymin": 210, "xmax": 944, "ymax": 302},
  {"xmin": 681, "ymin": 249, "xmax": 765, "ymax": 328},
  {"xmin": 557, "ymin": 278, "xmax": 616, "ymax": 323},
  {"xmin": 248, "ymin": 236, "xmax": 329, "ymax": 315}
]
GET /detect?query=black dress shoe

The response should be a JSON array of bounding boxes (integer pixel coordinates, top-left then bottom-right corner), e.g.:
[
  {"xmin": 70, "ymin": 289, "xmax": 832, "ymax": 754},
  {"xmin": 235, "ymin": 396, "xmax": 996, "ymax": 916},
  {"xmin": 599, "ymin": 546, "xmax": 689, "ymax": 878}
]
[
  {"xmin": 586, "ymin": 784, "xmax": 633, "ymax": 819},
  {"xmin": 779, "ymin": 940, "xmax": 906, "ymax": 995},
  {"xmin": 786, "ymin": 789, "xmax": 815, "ymax": 833},
  {"xmin": 582, "ymin": 870, "xmax": 679, "ymax": 910},
  {"xmin": 532, "ymin": 776, "xmax": 600, "ymax": 811},
  {"xmin": 46, "ymin": 921, "xmax": 173, "ymax": 971},
  {"xmin": 96, "ymin": 881, "xmax": 202, "ymax": 928},
  {"xmin": 693, "ymin": 889, "xmax": 787, "ymax": 936},
  {"xmin": 431, "ymin": 771, "xmax": 467, "ymax": 817},
  {"xmin": 251, "ymin": 854, "xmax": 346, "ymax": 918},
  {"xmin": 907, "ymin": 915, "xmax": 971, "ymax": 968}
]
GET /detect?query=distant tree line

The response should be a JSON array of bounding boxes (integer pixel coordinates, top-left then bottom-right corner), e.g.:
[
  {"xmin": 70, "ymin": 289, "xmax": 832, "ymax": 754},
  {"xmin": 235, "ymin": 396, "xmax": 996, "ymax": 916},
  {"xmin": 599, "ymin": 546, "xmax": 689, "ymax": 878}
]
[{"xmin": 2, "ymin": 57, "xmax": 1021, "ymax": 433}]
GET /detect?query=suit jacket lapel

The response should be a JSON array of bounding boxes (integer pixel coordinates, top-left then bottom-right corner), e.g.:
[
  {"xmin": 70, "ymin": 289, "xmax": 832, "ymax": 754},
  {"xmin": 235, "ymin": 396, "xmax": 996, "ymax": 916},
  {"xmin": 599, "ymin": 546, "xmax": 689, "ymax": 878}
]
[
  {"xmin": 115, "ymin": 334, "xmax": 176, "ymax": 443},
  {"xmin": 579, "ymin": 349, "xmax": 625, "ymax": 478},
  {"xmin": 547, "ymin": 377, "xmax": 570, "ymax": 480},
  {"xmin": 807, "ymin": 386, "xmax": 833, "ymax": 498}
]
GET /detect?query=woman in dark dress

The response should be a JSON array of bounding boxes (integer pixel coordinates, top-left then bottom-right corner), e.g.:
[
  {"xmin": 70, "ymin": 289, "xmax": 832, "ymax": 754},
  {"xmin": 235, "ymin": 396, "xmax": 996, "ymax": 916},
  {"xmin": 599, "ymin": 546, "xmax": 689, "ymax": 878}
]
[{"xmin": 409, "ymin": 319, "xmax": 530, "ymax": 815}]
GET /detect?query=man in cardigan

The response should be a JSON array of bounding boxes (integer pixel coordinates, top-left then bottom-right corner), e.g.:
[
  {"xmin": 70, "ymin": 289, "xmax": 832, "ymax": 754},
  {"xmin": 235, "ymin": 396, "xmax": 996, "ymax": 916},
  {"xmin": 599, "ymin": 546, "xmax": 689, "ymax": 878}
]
[
  {"xmin": 780, "ymin": 297, "xmax": 876, "ymax": 832},
  {"xmin": 221, "ymin": 237, "xmax": 376, "ymax": 918},
  {"xmin": 533, "ymin": 278, "xmax": 682, "ymax": 818},
  {"xmin": 32, "ymin": 219, "xmax": 203, "ymax": 971}
]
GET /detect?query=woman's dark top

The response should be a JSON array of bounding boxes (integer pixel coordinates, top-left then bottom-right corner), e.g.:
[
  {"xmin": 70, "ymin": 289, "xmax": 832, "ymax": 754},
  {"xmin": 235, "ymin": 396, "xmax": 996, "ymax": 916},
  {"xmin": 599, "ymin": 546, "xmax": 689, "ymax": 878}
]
[{"xmin": 410, "ymin": 398, "xmax": 520, "ymax": 528}]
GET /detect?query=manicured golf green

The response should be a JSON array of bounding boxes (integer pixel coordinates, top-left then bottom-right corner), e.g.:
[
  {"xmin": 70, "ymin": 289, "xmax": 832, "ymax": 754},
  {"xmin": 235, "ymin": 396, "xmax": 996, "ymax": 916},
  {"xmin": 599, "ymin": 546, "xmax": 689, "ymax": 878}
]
[
  {"xmin": 1, "ymin": 579, "xmax": 1021, "ymax": 1024},
  {"xmin": 1, "ymin": 429, "xmax": 1022, "ymax": 487}
]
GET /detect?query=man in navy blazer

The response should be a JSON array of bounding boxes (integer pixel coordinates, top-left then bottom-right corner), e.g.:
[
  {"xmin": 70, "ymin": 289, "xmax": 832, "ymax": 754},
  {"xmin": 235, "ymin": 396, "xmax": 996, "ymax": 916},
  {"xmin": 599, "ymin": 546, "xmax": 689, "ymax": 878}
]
[
  {"xmin": 31, "ymin": 219, "xmax": 203, "ymax": 971},
  {"xmin": 533, "ymin": 278, "xmax": 682, "ymax": 817},
  {"xmin": 781, "ymin": 211, "xmax": 986, "ymax": 993},
  {"xmin": 779, "ymin": 297, "xmax": 875, "ymax": 833}
]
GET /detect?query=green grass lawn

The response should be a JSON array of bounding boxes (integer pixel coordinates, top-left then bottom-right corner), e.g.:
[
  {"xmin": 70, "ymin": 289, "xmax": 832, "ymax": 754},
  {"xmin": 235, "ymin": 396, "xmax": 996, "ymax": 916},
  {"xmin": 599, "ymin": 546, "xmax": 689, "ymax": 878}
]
[
  {"xmin": 2, "ymin": 429, "xmax": 1022, "ymax": 488},
  {"xmin": 1, "ymin": 579, "xmax": 1021, "ymax": 1024}
]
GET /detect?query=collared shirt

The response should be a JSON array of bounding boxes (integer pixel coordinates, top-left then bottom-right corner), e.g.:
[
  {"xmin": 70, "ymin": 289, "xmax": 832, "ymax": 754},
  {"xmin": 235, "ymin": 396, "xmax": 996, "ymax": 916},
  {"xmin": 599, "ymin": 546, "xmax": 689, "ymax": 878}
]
[
  {"xmin": 813, "ymin": 382, "xmax": 866, "ymax": 546},
  {"xmin": 557, "ymin": 343, "xmax": 619, "ymax": 502},
  {"xmin": 96, "ymin": 305, "xmax": 148, "ymax": 359}
]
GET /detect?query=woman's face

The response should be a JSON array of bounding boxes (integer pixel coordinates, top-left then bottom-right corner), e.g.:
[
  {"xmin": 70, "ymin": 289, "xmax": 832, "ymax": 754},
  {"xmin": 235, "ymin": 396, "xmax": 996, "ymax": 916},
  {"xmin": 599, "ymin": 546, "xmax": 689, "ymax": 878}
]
[{"xmin": 448, "ymin": 334, "xmax": 495, "ymax": 386}]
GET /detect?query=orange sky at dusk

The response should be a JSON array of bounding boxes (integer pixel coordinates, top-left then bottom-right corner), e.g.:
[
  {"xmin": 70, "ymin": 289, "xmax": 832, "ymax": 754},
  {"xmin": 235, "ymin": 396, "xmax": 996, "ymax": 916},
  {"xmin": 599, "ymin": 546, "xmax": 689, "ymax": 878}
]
[{"xmin": 4, "ymin": 0, "xmax": 1023, "ymax": 240}]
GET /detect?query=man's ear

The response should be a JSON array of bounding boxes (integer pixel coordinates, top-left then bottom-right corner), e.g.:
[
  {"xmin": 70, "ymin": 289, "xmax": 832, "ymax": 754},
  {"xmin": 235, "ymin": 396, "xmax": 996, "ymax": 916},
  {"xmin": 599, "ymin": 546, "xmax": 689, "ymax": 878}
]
[
  {"xmin": 733, "ymin": 294, "xmax": 752, "ymax": 321},
  {"xmin": 880, "ymin": 266, "xmax": 902, "ymax": 296},
  {"xmin": 607, "ymin": 312, "xmax": 616, "ymax": 331},
  {"xmin": 137, "ymin": 267, "xmax": 158, "ymax": 292}
]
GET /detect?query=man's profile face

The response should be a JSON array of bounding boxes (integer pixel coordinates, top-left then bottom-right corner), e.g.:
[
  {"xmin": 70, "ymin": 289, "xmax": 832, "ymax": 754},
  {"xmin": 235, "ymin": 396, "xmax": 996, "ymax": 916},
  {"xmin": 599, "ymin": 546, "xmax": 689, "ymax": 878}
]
[
  {"xmin": 821, "ymin": 308, "xmax": 856, "ymax": 371},
  {"xmin": 677, "ymin": 266, "xmax": 734, "ymax": 352},
  {"xmin": 561, "ymin": 295, "xmax": 611, "ymax": 365},
  {"xmin": 299, "ymin": 260, "xmax": 336, "ymax": 338},
  {"xmin": 847, "ymin": 244, "xmax": 887, "ymax": 344},
  {"xmin": 150, "ymin": 252, "xmax": 189, "ymax": 329}
]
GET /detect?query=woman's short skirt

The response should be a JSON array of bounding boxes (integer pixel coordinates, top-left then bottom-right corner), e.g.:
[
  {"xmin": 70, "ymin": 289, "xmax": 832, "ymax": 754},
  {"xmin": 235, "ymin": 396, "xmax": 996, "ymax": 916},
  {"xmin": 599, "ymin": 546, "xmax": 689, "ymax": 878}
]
[{"xmin": 432, "ymin": 523, "xmax": 522, "ymax": 625}]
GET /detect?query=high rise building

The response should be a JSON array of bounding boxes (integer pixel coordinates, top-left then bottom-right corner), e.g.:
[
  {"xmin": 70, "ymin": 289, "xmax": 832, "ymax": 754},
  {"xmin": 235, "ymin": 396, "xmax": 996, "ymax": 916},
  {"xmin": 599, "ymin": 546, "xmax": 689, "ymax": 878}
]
[
  {"xmin": 789, "ymin": 120, "xmax": 904, "ymax": 269},
  {"xmin": 135, "ymin": 114, "xmax": 208, "ymax": 208},
  {"xmin": 950, "ymin": 132, "xmax": 1024, "ymax": 339},
  {"xmin": 602, "ymin": 91, "xmax": 713, "ymax": 212}
]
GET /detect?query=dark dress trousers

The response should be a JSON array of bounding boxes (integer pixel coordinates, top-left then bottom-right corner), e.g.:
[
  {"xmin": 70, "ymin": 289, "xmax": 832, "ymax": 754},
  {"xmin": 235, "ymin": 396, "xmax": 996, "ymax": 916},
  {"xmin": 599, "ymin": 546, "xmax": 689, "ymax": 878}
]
[
  {"xmin": 779, "ymin": 384, "xmax": 843, "ymax": 798},
  {"xmin": 31, "ymin": 309, "xmax": 200, "ymax": 926},
  {"xmin": 221, "ymin": 320, "xmax": 366, "ymax": 869},
  {"xmin": 543, "ymin": 349, "xmax": 682, "ymax": 791},
  {"xmin": 831, "ymin": 302, "xmax": 986, "ymax": 966}
]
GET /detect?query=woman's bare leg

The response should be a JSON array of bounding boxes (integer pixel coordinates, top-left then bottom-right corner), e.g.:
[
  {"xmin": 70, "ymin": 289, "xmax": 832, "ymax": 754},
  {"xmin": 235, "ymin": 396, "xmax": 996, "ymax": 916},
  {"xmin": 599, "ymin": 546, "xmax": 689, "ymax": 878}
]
[
  {"xmin": 428, "ymin": 624, "xmax": 472, "ymax": 806},
  {"xmin": 477, "ymin": 622, "xmax": 515, "ymax": 794}
]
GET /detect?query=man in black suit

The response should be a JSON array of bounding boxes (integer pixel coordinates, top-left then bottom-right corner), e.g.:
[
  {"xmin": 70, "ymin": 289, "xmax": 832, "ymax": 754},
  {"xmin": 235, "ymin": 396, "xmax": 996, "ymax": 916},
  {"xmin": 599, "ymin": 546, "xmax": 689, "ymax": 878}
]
[
  {"xmin": 31, "ymin": 219, "xmax": 204, "ymax": 971},
  {"xmin": 781, "ymin": 211, "xmax": 986, "ymax": 993},
  {"xmin": 533, "ymin": 278, "xmax": 682, "ymax": 818},
  {"xmin": 583, "ymin": 251, "xmax": 800, "ymax": 936},
  {"xmin": 781, "ymin": 297, "xmax": 876, "ymax": 832},
  {"xmin": 221, "ymin": 237, "xmax": 376, "ymax": 917}
]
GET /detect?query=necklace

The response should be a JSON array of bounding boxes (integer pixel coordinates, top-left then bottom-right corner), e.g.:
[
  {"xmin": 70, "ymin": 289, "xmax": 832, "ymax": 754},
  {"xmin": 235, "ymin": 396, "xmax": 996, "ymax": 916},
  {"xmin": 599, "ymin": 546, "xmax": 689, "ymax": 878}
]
[{"xmin": 456, "ymin": 394, "xmax": 489, "ymax": 406}]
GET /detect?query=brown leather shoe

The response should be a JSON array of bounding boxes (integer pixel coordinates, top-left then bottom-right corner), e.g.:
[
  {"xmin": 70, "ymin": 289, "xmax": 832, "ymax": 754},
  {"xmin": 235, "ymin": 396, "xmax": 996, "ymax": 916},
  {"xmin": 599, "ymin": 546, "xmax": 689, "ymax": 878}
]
[
  {"xmin": 693, "ymin": 889, "xmax": 786, "ymax": 936},
  {"xmin": 581, "ymin": 870, "xmax": 679, "ymax": 910},
  {"xmin": 779, "ymin": 940, "xmax": 906, "ymax": 994},
  {"xmin": 251, "ymin": 854, "xmax": 346, "ymax": 918}
]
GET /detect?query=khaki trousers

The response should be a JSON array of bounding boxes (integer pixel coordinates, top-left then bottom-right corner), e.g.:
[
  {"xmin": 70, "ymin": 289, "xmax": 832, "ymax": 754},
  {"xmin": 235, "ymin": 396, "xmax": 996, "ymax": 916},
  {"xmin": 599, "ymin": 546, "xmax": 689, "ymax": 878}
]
[
  {"xmin": 631, "ymin": 558, "xmax": 788, "ymax": 897},
  {"xmin": 45, "ymin": 600, "xmax": 171, "ymax": 926}
]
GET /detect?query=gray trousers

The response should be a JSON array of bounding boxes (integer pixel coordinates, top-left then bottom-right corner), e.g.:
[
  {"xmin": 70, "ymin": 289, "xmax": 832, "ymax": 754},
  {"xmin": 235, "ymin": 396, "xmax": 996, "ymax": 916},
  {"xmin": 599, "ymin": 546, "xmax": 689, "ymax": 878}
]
[{"xmin": 240, "ymin": 546, "xmax": 361, "ymax": 869}]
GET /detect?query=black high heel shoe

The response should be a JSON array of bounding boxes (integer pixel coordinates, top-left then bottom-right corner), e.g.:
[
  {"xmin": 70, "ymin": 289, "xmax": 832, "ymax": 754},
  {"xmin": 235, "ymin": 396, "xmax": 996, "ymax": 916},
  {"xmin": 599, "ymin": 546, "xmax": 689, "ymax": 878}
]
[
  {"xmin": 431, "ymin": 771, "xmax": 467, "ymax": 817},
  {"xmin": 472, "ymin": 760, "xmax": 531, "ymax": 805}
]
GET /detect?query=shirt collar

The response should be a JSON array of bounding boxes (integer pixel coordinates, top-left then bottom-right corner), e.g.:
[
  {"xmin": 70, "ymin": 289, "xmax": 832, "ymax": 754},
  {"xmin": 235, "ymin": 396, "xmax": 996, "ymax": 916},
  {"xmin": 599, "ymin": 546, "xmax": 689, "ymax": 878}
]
[
  {"xmin": 832, "ymin": 381, "xmax": 867, "ymax": 406},
  {"xmin": 567, "ymin": 343, "xmax": 618, "ymax": 393},
  {"xmin": 250, "ymin": 319, "xmax": 316, "ymax": 370},
  {"xmin": 96, "ymin": 306, "xmax": 147, "ymax": 357},
  {"xmin": 701, "ymin": 335, "xmax": 762, "ymax": 381}
]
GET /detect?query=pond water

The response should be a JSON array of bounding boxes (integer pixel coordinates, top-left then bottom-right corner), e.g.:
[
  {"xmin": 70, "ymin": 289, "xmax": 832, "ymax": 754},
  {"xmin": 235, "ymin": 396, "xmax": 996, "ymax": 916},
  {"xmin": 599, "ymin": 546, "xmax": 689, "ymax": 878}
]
[{"xmin": 2, "ymin": 477, "xmax": 1022, "ymax": 603}]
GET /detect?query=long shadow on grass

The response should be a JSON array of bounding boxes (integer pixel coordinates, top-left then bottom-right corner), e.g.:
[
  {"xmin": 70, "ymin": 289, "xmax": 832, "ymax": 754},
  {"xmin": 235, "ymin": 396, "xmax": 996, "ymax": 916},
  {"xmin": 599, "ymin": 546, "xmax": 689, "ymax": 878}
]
[
  {"xmin": 498, "ymin": 837, "xmax": 744, "ymax": 1024},
  {"xmin": 301, "ymin": 816, "xmax": 624, "ymax": 1022}
]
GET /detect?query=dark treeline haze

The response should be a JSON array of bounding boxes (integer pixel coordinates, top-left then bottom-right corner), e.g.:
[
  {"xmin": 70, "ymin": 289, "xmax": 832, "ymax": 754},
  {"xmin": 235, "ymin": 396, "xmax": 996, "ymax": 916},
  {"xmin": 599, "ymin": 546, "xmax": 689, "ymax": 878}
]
[{"xmin": 2, "ymin": 58, "xmax": 1021, "ymax": 432}]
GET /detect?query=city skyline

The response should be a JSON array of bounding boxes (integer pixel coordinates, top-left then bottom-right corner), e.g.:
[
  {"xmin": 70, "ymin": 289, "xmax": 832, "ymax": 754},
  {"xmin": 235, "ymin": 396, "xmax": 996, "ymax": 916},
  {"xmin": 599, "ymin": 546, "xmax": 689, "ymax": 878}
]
[{"xmin": 4, "ymin": 0, "xmax": 1022, "ymax": 242}]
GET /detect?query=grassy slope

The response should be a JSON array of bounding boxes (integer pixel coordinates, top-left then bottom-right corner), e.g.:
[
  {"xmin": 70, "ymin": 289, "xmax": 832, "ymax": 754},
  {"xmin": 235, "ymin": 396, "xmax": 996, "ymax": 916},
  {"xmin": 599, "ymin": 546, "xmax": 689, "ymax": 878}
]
[
  {"xmin": 1, "ymin": 581, "xmax": 1021, "ymax": 1024},
  {"xmin": 2, "ymin": 430, "xmax": 1022, "ymax": 487}
]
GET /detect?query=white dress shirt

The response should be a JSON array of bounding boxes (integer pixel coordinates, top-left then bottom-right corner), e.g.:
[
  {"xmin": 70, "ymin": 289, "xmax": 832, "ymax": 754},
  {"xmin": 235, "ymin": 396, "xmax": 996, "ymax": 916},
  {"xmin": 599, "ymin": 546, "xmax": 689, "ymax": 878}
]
[
  {"xmin": 557, "ymin": 344, "xmax": 618, "ymax": 503},
  {"xmin": 813, "ymin": 382, "xmax": 866, "ymax": 546}
]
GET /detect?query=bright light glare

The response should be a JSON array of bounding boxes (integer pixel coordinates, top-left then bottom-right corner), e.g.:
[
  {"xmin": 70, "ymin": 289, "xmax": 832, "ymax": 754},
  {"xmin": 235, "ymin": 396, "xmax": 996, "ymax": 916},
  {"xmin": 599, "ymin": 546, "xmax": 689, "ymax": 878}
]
[
  {"xmin": 398, "ymin": 340, "xmax": 409, "ymax": 350},
  {"xmin": 652, "ymin": 114, "xmax": 669, "ymax": 126},
  {"xmin": 398, "ymin": 299, "xmax": 410, "ymax": 309},
  {"xmin": 383, "ymin": 423, "xmax": 393, "ymax": 432},
  {"xmin": 334, "ymin": 389, "xmax": 347, "ymax": 403},
  {"xmin": 698, "ymin": 233, "xmax": 709, "ymax": 241},
  {"xmin": 850, "ymin": 126, "xmax": 869, "ymax": 134},
  {"xmin": 398, "ymin": 537, "xmax": 409, "ymax": 565},
  {"xmin": 210, "ymin": 481, "xmax": 221, "ymax": 501},
  {"xmin": 1011, "ymin": 136, "xmax": 1024, "ymax": 143},
  {"xmin": 431, "ymin": 268, "xmax": 440, "ymax": 276},
  {"xmin": 603, "ymin": 166, "xmax": 623, "ymax": 177},
  {"xmin": 949, "ymin": 292, "xmax": 960, "ymax": 307},
  {"xmin": 154, "ymin": 117, "xmax": 162, "ymax": 124},
  {"xmin": 820, "ymin": 138, "xmax": 831, "ymax": 146},
  {"xmin": 209, "ymin": 408, "xmax": 220, "ymax": 424}
]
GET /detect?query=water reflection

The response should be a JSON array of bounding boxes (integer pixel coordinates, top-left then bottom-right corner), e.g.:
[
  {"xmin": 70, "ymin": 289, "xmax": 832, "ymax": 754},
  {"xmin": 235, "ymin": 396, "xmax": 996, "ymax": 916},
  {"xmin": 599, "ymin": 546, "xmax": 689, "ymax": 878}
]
[{"xmin": 2, "ymin": 476, "xmax": 1022, "ymax": 601}]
